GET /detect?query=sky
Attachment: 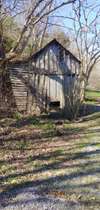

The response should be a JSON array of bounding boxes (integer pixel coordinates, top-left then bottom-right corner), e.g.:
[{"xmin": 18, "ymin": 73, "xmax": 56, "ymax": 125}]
[
  {"xmin": 51, "ymin": 0, "xmax": 100, "ymax": 34},
  {"xmin": 6, "ymin": 0, "xmax": 100, "ymax": 41}
]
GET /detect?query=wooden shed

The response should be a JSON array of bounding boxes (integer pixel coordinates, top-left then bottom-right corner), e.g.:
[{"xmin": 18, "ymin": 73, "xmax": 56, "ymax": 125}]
[{"xmin": 1, "ymin": 39, "xmax": 81, "ymax": 116}]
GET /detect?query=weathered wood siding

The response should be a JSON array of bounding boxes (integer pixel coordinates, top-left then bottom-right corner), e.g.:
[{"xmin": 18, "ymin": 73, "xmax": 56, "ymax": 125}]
[
  {"xmin": 8, "ymin": 40, "xmax": 80, "ymax": 113},
  {"xmin": 31, "ymin": 42, "xmax": 80, "ymax": 111},
  {"xmin": 32, "ymin": 43, "xmax": 80, "ymax": 75},
  {"xmin": 8, "ymin": 62, "xmax": 33, "ymax": 112}
]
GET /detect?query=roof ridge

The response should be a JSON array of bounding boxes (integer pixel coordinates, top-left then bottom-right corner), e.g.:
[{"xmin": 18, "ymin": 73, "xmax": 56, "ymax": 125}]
[{"xmin": 31, "ymin": 38, "xmax": 81, "ymax": 63}]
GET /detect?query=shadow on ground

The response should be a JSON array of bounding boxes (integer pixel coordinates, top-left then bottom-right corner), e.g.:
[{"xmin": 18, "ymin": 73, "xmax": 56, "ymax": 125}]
[
  {"xmin": 0, "ymin": 109, "xmax": 100, "ymax": 209},
  {"xmin": 0, "ymin": 140, "xmax": 100, "ymax": 209},
  {"xmin": 0, "ymin": 154, "xmax": 100, "ymax": 209}
]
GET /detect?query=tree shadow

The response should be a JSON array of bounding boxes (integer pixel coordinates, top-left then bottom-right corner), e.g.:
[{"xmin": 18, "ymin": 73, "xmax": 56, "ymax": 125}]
[
  {"xmin": 0, "ymin": 111, "xmax": 100, "ymax": 208},
  {"xmin": 0, "ymin": 145, "xmax": 100, "ymax": 206},
  {"xmin": 79, "ymin": 103, "xmax": 100, "ymax": 117}
]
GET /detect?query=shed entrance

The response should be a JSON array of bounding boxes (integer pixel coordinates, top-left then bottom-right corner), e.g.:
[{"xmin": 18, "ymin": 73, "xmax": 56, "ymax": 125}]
[{"xmin": 49, "ymin": 101, "xmax": 60, "ymax": 110}]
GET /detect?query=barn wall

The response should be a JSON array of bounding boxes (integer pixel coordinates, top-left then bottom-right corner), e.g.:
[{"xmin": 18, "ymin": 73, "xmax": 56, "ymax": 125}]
[
  {"xmin": 32, "ymin": 43, "xmax": 80, "ymax": 75},
  {"xmin": 7, "ymin": 42, "xmax": 80, "ymax": 114},
  {"xmin": 30, "ymin": 74, "xmax": 64, "ymax": 110},
  {"xmin": 31, "ymin": 43, "xmax": 80, "ymax": 112},
  {"xmin": 8, "ymin": 63, "xmax": 34, "ymax": 113}
]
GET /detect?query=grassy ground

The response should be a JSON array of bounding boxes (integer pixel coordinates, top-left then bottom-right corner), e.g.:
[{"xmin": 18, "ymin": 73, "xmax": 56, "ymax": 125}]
[
  {"xmin": 85, "ymin": 90, "xmax": 100, "ymax": 104},
  {"xmin": 0, "ymin": 112, "xmax": 100, "ymax": 209}
]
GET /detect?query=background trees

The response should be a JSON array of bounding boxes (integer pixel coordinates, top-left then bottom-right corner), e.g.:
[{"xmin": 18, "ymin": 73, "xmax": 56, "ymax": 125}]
[
  {"xmin": 1, "ymin": 0, "xmax": 100, "ymax": 85},
  {"xmin": 70, "ymin": 0, "xmax": 100, "ymax": 95},
  {"xmin": 0, "ymin": 0, "xmax": 76, "ymax": 62},
  {"xmin": 51, "ymin": 0, "xmax": 100, "ymax": 99},
  {"xmin": 0, "ymin": 0, "xmax": 100, "ymax": 118}
]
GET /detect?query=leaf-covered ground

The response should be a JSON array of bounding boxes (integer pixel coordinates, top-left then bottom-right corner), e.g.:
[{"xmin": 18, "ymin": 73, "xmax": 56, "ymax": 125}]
[{"xmin": 0, "ymin": 112, "xmax": 100, "ymax": 209}]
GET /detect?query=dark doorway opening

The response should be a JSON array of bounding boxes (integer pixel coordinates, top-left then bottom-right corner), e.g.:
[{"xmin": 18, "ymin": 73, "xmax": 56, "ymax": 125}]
[{"xmin": 49, "ymin": 101, "xmax": 60, "ymax": 109}]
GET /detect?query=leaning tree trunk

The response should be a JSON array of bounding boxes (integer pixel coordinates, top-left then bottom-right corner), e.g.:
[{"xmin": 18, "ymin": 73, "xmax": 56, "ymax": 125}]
[
  {"xmin": 0, "ymin": 66, "xmax": 7, "ymax": 113},
  {"xmin": 0, "ymin": 65, "xmax": 17, "ymax": 116}
]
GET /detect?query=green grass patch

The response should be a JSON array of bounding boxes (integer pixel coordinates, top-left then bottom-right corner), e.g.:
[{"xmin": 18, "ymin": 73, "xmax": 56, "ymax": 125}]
[
  {"xmin": 40, "ymin": 121, "xmax": 55, "ymax": 130},
  {"xmin": 85, "ymin": 90, "xmax": 100, "ymax": 100}
]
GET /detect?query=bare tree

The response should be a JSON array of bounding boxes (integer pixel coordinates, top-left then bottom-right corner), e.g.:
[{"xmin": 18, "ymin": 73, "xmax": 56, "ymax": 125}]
[
  {"xmin": 0, "ymin": 0, "xmax": 77, "ymax": 64},
  {"xmin": 52, "ymin": 1, "xmax": 100, "ymax": 99},
  {"xmin": 0, "ymin": 0, "xmax": 78, "ymax": 116},
  {"xmin": 71, "ymin": 0, "xmax": 100, "ymax": 99}
]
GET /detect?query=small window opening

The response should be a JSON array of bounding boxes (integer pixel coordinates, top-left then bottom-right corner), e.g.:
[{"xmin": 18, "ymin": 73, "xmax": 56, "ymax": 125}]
[
  {"xmin": 49, "ymin": 101, "xmax": 60, "ymax": 109},
  {"xmin": 67, "ymin": 73, "xmax": 76, "ymax": 77}
]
